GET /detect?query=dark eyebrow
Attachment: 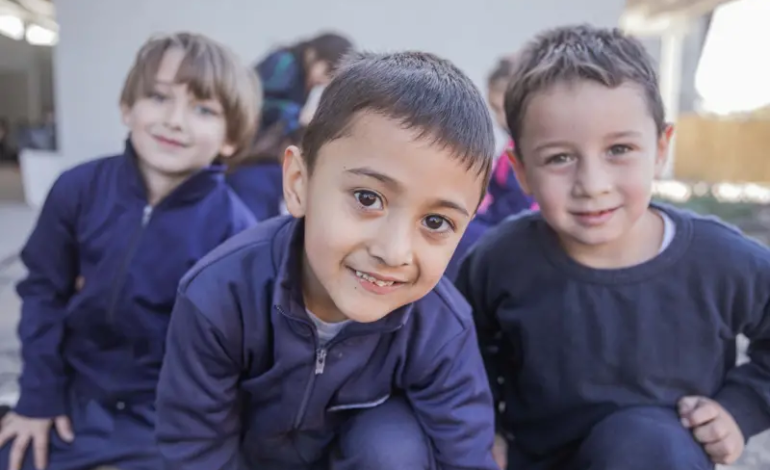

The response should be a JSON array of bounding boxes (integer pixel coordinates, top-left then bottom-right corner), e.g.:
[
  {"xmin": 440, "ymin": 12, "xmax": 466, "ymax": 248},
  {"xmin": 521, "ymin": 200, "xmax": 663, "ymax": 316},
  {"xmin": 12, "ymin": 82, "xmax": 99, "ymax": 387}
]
[
  {"xmin": 345, "ymin": 166, "xmax": 471, "ymax": 217},
  {"xmin": 432, "ymin": 199, "xmax": 471, "ymax": 218},
  {"xmin": 345, "ymin": 167, "xmax": 404, "ymax": 191}
]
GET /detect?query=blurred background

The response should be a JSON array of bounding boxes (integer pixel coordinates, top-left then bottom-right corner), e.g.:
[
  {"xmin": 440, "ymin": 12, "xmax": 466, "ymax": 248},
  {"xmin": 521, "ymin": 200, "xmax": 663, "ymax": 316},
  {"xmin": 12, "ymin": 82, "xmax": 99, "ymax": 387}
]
[
  {"xmin": 0, "ymin": 1, "xmax": 769, "ymax": 467},
  {"xmin": 2, "ymin": 0, "xmax": 769, "ymax": 219}
]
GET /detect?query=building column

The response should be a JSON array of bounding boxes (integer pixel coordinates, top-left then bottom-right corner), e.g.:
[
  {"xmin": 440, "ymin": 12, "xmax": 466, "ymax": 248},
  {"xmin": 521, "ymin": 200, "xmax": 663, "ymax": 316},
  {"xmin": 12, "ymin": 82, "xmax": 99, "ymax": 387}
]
[{"xmin": 658, "ymin": 17, "xmax": 688, "ymax": 179}]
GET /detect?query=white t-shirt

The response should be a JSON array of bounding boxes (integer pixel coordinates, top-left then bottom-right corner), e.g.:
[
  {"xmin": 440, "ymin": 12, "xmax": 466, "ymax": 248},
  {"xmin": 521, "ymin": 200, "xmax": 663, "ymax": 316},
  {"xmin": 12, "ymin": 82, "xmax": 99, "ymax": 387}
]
[
  {"xmin": 658, "ymin": 209, "xmax": 676, "ymax": 253},
  {"xmin": 306, "ymin": 309, "xmax": 351, "ymax": 346}
]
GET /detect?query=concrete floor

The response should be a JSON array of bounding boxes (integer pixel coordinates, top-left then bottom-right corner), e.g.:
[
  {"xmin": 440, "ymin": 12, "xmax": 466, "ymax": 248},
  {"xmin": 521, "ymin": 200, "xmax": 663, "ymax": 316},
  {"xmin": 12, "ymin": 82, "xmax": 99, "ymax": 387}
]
[{"xmin": 0, "ymin": 166, "xmax": 767, "ymax": 467}]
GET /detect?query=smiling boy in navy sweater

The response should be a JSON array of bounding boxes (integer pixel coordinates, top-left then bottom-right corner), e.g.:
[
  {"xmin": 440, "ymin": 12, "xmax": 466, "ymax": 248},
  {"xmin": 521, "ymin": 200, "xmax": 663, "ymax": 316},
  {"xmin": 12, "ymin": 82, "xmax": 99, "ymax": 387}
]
[
  {"xmin": 457, "ymin": 25, "xmax": 770, "ymax": 470},
  {"xmin": 0, "ymin": 32, "xmax": 259, "ymax": 470},
  {"xmin": 156, "ymin": 51, "xmax": 499, "ymax": 470}
]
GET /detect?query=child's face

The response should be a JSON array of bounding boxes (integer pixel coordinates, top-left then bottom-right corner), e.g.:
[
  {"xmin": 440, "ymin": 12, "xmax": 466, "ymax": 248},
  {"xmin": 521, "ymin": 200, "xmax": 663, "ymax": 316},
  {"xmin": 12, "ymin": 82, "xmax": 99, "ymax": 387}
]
[
  {"xmin": 121, "ymin": 48, "xmax": 235, "ymax": 178},
  {"xmin": 306, "ymin": 59, "xmax": 332, "ymax": 89},
  {"xmin": 511, "ymin": 80, "xmax": 670, "ymax": 250},
  {"xmin": 283, "ymin": 113, "xmax": 484, "ymax": 323}
]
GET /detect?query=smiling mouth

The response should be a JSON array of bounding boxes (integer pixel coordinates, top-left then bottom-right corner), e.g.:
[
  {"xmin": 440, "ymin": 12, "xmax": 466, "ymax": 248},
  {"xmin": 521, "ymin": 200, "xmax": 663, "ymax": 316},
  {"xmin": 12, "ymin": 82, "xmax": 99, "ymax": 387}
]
[
  {"xmin": 153, "ymin": 135, "xmax": 188, "ymax": 147},
  {"xmin": 354, "ymin": 270, "xmax": 404, "ymax": 287},
  {"xmin": 573, "ymin": 208, "xmax": 617, "ymax": 217}
]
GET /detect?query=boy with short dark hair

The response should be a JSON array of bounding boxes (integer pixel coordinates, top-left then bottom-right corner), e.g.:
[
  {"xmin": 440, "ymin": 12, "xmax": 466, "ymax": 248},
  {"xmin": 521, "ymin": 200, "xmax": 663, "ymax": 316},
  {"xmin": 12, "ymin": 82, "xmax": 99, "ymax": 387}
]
[
  {"xmin": 155, "ymin": 51, "xmax": 499, "ymax": 470},
  {"xmin": 457, "ymin": 25, "xmax": 770, "ymax": 470},
  {"xmin": 0, "ymin": 32, "xmax": 260, "ymax": 470}
]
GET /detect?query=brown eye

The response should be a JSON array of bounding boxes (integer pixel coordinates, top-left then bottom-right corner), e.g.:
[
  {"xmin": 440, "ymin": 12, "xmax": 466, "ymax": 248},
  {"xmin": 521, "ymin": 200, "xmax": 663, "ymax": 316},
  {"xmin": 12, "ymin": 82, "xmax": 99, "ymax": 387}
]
[
  {"xmin": 423, "ymin": 215, "xmax": 452, "ymax": 233},
  {"xmin": 354, "ymin": 190, "xmax": 383, "ymax": 210}
]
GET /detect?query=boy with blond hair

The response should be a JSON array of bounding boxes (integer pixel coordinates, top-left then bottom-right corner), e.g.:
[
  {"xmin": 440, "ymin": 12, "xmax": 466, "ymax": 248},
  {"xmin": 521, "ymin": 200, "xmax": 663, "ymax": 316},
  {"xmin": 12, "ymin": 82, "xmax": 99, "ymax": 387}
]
[{"xmin": 0, "ymin": 32, "xmax": 260, "ymax": 470}]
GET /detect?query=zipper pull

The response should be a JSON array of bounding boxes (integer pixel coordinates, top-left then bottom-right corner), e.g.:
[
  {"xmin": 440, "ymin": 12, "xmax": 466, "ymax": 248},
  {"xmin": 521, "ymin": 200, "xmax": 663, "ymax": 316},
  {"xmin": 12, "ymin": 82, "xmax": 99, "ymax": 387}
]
[
  {"xmin": 142, "ymin": 205, "xmax": 153, "ymax": 226},
  {"xmin": 315, "ymin": 348, "xmax": 327, "ymax": 375}
]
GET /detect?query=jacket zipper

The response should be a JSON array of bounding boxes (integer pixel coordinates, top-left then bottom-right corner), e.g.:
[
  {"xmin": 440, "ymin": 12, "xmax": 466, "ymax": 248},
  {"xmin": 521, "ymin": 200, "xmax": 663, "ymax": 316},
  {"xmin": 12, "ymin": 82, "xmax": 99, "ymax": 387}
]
[
  {"xmin": 277, "ymin": 306, "xmax": 340, "ymax": 430},
  {"xmin": 314, "ymin": 348, "xmax": 327, "ymax": 374},
  {"xmin": 106, "ymin": 205, "xmax": 153, "ymax": 322},
  {"xmin": 291, "ymin": 345, "xmax": 327, "ymax": 429},
  {"xmin": 275, "ymin": 305, "xmax": 403, "ymax": 430}
]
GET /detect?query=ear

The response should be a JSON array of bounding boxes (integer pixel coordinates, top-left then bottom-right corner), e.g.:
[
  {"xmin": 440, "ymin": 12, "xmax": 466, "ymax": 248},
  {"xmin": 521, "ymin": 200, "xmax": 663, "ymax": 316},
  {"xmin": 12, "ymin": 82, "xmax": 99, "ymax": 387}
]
[
  {"xmin": 507, "ymin": 148, "xmax": 532, "ymax": 195},
  {"xmin": 282, "ymin": 145, "xmax": 308, "ymax": 218},
  {"xmin": 654, "ymin": 123, "xmax": 675, "ymax": 178},
  {"xmin": 120, "ymin": 103, "xmax": 132, "ymax": 127},
  {"xmin": 219, "ymin": 142, "xmax": 237, "ymax": 159}
]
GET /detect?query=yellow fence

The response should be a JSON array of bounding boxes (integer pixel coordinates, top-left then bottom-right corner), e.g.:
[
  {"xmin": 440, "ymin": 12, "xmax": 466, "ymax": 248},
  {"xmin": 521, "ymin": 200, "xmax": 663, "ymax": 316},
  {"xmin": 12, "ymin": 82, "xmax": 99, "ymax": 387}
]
[{"xmin": 673, "ymin": 113, "xmax": 770, "ymax": 183}]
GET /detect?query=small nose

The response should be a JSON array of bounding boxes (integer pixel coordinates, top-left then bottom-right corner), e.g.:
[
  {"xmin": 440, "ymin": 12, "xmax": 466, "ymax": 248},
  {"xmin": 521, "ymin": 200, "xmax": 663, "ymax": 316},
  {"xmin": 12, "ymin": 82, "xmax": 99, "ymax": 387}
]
[
  {"xmin": 368, "ymin": 219, "xmax": 414, "ymax": 267},
  {"xmin": 163, "ymin": 99, "xmax": 186, "ymax": 130},
  {"xmin": 573, "ymin": 158, "xmax": 612, "ymax": 198}
]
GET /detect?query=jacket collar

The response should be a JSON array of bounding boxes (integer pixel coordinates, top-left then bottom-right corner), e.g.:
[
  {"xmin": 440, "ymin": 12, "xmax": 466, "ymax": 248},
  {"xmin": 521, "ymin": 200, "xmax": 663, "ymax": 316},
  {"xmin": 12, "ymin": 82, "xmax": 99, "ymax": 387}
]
[{"xmin": 119, "ymin": 136, "xmax": 226, "ymax": 207}]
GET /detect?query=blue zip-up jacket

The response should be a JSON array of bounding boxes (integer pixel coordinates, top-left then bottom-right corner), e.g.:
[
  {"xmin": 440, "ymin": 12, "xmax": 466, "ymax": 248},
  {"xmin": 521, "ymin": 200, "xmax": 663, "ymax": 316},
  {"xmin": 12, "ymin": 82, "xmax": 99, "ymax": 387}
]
[
  {"xmin": 15, "ymin": 140, "xmax": 256, "ymax": 418},
  {"xmin": 156, "ymin": 216, "xmax": 498, "ymax": 470},
  {"xmin": 226, "ymin": 161, "xmax": 284, "ymax": 221}
]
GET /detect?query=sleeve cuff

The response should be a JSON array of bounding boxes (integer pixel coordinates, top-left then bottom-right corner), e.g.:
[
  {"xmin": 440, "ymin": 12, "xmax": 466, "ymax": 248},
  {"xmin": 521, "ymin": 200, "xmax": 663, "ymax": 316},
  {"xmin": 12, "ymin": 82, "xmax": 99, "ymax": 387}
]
[
  {"xmin": 14, "ymin": 388, "xmax": 68, "ymax": 418},
  {"xmin": 715, "ymin": 384, "xmax": 770, "ymax": 440}
]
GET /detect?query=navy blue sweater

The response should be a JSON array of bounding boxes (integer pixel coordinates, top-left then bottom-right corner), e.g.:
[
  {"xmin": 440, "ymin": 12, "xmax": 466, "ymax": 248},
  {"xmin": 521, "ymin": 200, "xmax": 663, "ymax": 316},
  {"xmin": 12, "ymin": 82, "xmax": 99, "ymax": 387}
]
[
  {"xmin": 456, "ymin": 205, "xmax": 770, "ymax": 456},
  {"xmin": 155, "ymin": 216, "xmax": 497, "ymax": 470},
  {"xmin": 15, "ymin": 141, "xmax": 255, "ymax": 418}
]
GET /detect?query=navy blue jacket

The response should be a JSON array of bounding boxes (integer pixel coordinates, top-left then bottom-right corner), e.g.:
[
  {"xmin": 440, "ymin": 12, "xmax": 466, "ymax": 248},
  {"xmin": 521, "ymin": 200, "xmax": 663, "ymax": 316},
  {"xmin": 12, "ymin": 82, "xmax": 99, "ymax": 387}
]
[
  {"xmin": 226, "ymin": 161, "xmax": 284, "ymax": 221},
  {"xmin": 15, "ymin": 141, "xmax": 256, "ymax": 418},
  {"xmin": 156, "ymin": 216, "xmax": 497, "ymax": 470}
]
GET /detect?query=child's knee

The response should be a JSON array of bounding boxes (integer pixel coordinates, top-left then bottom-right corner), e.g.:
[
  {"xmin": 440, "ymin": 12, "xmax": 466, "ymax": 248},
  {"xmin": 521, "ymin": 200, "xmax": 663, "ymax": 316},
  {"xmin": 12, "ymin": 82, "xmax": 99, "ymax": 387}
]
[
  {"xmin": 341, "ymin": 440, "xmax": 428, "ymax": 470},
  {"xmin": 332, "ymin": 397, "xmax": 432, "ymax": 470},
  {"xmin": 576, "ymin": 407, "xmax": 712, "ymax": 470}
]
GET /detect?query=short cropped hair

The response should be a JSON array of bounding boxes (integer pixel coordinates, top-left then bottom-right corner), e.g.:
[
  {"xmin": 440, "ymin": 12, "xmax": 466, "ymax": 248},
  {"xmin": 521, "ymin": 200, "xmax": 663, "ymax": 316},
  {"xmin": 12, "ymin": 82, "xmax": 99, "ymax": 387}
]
[
  {"xmin": 301, "ymin": 51, "xmax": 496, "ymax": 188},
  {"xmin": 505, "ymin": 25, "xmax": 665, "ymax": 155},
  {"xmin": 120, "ymin": 32, "xmax": 262, "ymax": 158}
]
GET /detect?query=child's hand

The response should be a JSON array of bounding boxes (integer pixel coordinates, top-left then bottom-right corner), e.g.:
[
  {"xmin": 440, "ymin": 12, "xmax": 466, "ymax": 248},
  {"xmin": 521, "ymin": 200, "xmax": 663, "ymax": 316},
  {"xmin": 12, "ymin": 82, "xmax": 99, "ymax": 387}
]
[
  {"xmin": 0, "ymin": 412, "xmax": 74, "ymax": 470},
  {"xmin": 493, "ymin": 434, "xmax": 507, "ymax": 469},
  {"xmin": 678, "ymin": 396, "xmax": 744, "ymax": 465}
]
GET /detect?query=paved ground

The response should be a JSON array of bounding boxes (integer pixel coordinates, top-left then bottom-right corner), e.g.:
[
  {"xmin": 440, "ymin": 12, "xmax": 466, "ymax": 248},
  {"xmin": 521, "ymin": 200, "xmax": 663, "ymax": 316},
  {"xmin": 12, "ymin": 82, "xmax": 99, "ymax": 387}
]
[{"xmin": 0, "ymin": 167, "xmax": 768, "ymax": 467}]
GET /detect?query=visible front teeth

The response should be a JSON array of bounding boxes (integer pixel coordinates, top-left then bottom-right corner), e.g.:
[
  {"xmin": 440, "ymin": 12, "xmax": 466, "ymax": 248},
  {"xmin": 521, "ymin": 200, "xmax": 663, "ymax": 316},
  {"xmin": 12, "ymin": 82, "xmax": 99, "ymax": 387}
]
[{"xmin": 355, "ymin": 270, "xmax": 395, "ymax": 287}]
